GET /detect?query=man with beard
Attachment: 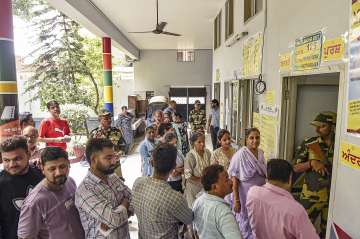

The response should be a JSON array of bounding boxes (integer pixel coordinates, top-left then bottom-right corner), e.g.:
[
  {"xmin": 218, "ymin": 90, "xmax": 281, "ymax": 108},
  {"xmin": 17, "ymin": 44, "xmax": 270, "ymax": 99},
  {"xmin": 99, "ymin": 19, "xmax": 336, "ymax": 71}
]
[
  {"xmin": 22, "ymin": 126, "xmax": 42, "ymax": 167},
  {"xmin": 293, "ymin": 112, "xmax": 336, "ymax": 238},
  {"xmin": 0, "ymin": 136, "xmax": 44, "ymax": 239},
  {"xmin": 17, "ymin": 147, "xmax": 84, "ymax": 239},
  {"xmin": 75, "ymin": 138, "xmax": 133, "ymax": 239},
  {"xmin": 90, "ymin": 108, "xmax": 126, "ymax": 179},
  {"xmin": 38, "ymin": 100, "xmax": 71, "ymax": 150}
]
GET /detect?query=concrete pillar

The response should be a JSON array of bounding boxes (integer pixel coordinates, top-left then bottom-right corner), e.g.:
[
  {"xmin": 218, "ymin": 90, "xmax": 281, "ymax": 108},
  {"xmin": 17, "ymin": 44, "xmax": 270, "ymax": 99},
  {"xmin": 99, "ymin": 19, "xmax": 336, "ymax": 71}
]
[
  {"xmin": 0, "ymin": 0, "xmax": 19, "ymax": 139},
  {"xmin": 102, "ymin": 37, "xmax": 113, "ymax": 114}
]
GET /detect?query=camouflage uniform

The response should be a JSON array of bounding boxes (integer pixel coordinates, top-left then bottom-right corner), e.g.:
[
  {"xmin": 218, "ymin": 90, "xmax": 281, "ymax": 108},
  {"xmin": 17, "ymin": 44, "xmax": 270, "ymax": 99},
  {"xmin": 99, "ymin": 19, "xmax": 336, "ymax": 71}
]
[
  {"xmin": 90, "ymin": 109, "xmax": 126, "ymax": 178},
  {"xmin": 294, "ymin": 112, "xmax": 336, "ymax": 238},
  {"xmin": 188, "ymin": 109, "xmax": 206, "ymax": 133}
]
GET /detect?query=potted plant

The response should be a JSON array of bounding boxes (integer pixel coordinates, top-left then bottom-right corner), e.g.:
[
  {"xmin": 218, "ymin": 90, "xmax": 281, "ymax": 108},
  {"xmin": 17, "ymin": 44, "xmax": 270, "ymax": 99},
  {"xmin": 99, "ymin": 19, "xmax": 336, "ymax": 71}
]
[{"xmin": 61, "ymin": 105, "xmax": 94, "ymax": 162}]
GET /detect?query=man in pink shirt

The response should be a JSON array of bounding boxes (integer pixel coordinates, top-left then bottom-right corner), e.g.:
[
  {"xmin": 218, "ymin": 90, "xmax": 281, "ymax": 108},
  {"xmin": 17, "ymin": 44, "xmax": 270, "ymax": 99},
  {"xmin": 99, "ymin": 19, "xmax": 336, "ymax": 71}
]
[{"xmin": 246, "ymin": 159, "xmax": 319, "ymax": 239}]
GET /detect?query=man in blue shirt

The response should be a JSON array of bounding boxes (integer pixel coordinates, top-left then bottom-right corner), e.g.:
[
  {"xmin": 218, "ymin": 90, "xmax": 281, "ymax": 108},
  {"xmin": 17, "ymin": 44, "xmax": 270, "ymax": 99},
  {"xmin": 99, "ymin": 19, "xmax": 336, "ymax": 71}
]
[
  {"xmin": 207, "ymin": 99, "xmax": 220, "ymax": 150},
  {"xmin": 193, "ymin": 164, "xmax": 242, "ymax": 239},
  {"xmin": 139, "ymin": 126, "xmax": 157, "ymax": 176}
]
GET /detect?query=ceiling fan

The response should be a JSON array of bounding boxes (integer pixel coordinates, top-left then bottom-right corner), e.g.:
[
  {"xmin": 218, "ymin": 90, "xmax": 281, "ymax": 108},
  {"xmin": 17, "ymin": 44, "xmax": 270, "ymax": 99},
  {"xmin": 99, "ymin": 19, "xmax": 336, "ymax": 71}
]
[{"xmin": 129, "ymin": 0, "xmax": 181, "ymax": 36}]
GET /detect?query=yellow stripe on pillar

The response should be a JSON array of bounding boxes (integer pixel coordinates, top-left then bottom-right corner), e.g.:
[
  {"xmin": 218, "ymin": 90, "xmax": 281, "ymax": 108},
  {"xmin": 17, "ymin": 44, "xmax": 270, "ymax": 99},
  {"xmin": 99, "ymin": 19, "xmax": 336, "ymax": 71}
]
[
  {"xmin": 104, "ymin": 86, "xmax": 113, "ymax": 103},
  {"xmin": 0, "ymin": 82, "xmax": 17, "ymax": 94}
]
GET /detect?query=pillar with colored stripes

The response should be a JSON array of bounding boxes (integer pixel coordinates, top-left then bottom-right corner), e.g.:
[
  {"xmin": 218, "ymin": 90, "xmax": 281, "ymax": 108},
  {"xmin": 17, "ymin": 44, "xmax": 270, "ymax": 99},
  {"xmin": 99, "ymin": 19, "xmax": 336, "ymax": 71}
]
[
  {"xmin": 0, "ymin": 0, "xmax": 19, "ymax": 139},
  {"xmin": 102, "ymin": 37, "xmax": 113, "ymax": 114}
]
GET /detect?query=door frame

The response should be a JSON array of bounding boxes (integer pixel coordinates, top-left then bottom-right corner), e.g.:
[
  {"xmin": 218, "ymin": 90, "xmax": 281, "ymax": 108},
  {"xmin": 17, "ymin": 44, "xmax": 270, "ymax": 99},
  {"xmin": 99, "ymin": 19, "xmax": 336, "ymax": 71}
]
[{"xmin": 279, "ymin": 73, "xmax": 340, "ymax": 163}]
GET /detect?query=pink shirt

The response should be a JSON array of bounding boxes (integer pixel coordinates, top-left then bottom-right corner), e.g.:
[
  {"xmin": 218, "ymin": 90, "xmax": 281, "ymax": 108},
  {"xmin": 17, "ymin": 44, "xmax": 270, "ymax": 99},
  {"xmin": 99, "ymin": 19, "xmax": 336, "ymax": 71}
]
[{"xmin": 246, "ymin": 183, "xmax": 319, "ymax": 239}]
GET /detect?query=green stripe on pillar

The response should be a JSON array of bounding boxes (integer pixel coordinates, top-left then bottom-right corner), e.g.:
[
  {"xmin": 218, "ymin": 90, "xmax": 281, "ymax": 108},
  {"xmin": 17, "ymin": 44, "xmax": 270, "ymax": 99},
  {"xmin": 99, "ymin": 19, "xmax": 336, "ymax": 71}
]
[{"xmin": 103, "ymin": 71, "xmax": 112, "ymax": 86}]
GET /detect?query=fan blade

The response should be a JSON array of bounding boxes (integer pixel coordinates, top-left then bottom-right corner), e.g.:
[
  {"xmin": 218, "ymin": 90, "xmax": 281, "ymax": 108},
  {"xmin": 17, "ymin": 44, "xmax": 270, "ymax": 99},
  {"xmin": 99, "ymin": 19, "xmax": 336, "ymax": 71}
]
[
  {"xmin": 157, "ymin": 22, "xmax": 167, "ymax": 31},
  {"xmin": 128, "ymin": 31, "xmax": 154, "ymax": 33},
  {"xmin": 161, "ymin": 31, "xmax": 181, "ymax": 36}
]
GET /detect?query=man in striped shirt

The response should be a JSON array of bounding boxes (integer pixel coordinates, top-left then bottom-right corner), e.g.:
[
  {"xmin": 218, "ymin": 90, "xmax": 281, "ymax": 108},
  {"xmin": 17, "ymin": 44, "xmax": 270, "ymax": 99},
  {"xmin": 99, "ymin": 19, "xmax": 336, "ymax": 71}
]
[{"xmin": 75, "ymin": 138, "xmax": 133, "ymax": 239}]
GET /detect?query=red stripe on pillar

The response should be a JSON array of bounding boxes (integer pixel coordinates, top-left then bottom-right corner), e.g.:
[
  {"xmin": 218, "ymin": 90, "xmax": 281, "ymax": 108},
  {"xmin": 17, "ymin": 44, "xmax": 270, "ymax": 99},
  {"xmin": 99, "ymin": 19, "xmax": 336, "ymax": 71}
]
[
  {"xmin": 0, "ymin": 0, "xmax": 14, "ymax": 39},
  {"xmin": 102, "ymin": 37, "xmax": 111, "ymax": 54},
  {"xmin": 103, "ymin": 54, "xmax": 112, "ymax": 70}
]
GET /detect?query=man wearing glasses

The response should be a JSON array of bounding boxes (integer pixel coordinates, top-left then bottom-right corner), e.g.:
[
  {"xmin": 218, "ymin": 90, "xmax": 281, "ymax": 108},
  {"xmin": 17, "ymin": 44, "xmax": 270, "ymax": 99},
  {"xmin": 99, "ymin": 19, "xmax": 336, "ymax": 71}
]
[
  {"xmin": 90, "ymin": 109, "xmax": 126, "ymax": 179},
  {"xmin": 22, "ymin": 126, "xmax": 42, "ymax": 167}
]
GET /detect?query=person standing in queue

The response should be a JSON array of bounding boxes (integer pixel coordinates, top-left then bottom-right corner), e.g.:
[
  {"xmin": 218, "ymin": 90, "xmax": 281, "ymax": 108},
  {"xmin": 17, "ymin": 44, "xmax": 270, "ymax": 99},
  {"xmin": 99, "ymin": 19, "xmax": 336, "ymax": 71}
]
[
  {"xmin": 293, "ymin": 112, "xmax": 336, "ymax": 238},
  {"xmin": 189, "ymin": 100, "xmax": 206, "ymax": 135},
  {"xmin": 90, "ymin": 108, "xmax": 126, "ymax": 180},
  {"xmin": 19, "ymin": 112, "xmax": 35, "ymax": 132},
  {"xmin": 17, "ymin": 147, "xmax": 85, "ymax": 239},
  {"xmin": 207, "ymin": 99, "xmax": 220, "ymax": 150},
  {"xmin": 38, "ymin": 101, "xmax": 71, "ymax": 151},
  {"xmin": 115, "ymin": 106, "xmax": 134, "ymax": 155},
  {"xmin": 227, "ymin": 128, "xmax": 267, "ymax": 239},
  {"xmin": 0, "ymin": 136, "xmax": 44, "ymax": 239},
  {"xmin": 139, "ymin": 126, "xmax": 158, "ymax": 177}
]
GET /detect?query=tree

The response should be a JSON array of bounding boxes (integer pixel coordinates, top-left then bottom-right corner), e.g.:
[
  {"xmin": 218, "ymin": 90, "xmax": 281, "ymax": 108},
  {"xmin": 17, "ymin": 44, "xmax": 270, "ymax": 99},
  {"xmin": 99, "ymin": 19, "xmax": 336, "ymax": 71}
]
[{"xmin": 13, "ymin": 0, "xmax": 101, "ymax": 114}]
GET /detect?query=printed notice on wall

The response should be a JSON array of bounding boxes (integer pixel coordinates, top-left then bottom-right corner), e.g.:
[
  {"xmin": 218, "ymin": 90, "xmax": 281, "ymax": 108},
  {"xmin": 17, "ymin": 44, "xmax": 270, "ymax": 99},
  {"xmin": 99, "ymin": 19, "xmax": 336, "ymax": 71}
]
[
  {"xmin": 279, "ymin": 52, "xmax": 292, "ymax": 73},
  {"xmin": 340, "ymin": 141, "xmax": 360, "ymax": 171},
  {"xmin": 257, "ymin": 104, "xmax": 279, "ymax": 160},
  {"xmin": 294, "ymin": 31, "xmax": 323, "ymax": 71},
  {"xmin": 243, "ymin": 32, "xmax": 263, "ymax": 78},
  {"xmin": 347, "ymin": 0, "xmax": 360, "ymax": 135}
]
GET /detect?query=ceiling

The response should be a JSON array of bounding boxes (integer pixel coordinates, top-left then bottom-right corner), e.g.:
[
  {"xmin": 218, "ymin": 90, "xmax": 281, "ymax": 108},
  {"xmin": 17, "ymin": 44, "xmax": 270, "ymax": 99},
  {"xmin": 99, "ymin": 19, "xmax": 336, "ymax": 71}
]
[{"xmin": 90, "ymin": 0, "xmax": 225, "ymax": 50}]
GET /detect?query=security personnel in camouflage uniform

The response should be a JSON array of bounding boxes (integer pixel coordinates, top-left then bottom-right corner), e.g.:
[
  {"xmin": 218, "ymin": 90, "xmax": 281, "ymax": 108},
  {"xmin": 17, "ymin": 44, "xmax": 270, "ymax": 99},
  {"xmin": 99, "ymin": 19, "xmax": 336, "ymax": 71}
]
[
  {"xmin": 189, "ymin": 100, "xmax": 206, "ymax": 134},
  {"xmin": 90, "ymin": 109, "xmax": 126, "ymax": 179},
  {"xmin": 293, "ymin": 111, "xmax": 336, "ymax": 238}
]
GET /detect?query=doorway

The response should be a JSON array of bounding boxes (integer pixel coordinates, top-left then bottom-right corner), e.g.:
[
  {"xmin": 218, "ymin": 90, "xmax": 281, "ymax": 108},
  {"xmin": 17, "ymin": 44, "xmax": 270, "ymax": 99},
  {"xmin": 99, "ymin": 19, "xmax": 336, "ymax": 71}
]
[
  {"xmin": 169, "ymin": 87, "xmax": 207, "ymax": 121},
  {"xmin": 279, "ymin": 73, "xmax": 340, "ymax": 162},
  {"xmin": 229, "ymin": 79, "xmax": 252, "ymax": 145},
  {"xmin": 213, "ymin": 83, "xmax": 220, "ymax": 102}
]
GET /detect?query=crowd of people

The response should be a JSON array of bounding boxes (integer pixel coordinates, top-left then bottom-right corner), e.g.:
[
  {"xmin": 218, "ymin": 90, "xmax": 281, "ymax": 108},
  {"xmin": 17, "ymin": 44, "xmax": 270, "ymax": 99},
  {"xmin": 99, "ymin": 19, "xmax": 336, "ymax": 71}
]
[{"xmin": 0, "ymin": 98, "xmax": 336, "ymax": 239}]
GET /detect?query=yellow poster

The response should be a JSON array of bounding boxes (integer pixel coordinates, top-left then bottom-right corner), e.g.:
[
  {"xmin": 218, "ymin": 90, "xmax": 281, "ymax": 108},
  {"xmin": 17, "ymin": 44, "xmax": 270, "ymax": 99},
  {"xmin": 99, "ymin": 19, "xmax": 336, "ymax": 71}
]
[
  {"xmin": 256, "ymin": 104, "xmax": 279, "ymax": 160},
  {"xmin": 322, "ymin": 37, "xmax": 345, "ymax": 62},
  {"xmin": 340, "ymin": 141, "xmax": 360, "ymax": 171},
  {"xmin": 243, "ymin": 32, "xmax": 263, "ymax": 78},
  {"xmin": 253, "ymin": 112, "xmax": 260, "ymax": 129},
  {"xmin": 347, "ymin": 99, "xmax": 360, "ymax": 134},
  {"xmin": 294, "ymin": 31, "xmax": 323, "ymax": 71},
  {"xmin": 348, "ymin": 0, "xmax": 360, "ymax": 136},
  {"xmin": 216, "ymin": 69, "xmax": 220, "ymax": 82},
  {"xmin": 352, "ymin": 0, "xmax": 360, "ymax": 30},
  {"xmin": 279, "ymin": 52, "xmax": 292, "ymax": 72},
  {"xmin": 265, "ymin": 90, "xmax": 275, "ymax": 106},
  {"xmin": 259, "ymin": 114, "xmax": 277, "ymax": 160}
]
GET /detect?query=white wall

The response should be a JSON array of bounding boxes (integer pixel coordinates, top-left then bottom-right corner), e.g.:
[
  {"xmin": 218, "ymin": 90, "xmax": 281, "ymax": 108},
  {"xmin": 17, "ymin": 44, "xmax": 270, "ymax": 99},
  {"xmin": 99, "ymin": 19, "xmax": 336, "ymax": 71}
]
[
  {"xmin": 134, "ymin": 50, "xmax": 213, "ymax": 96},
  {"xmin": 213, "ymin": 0, "xmax": 359, "ymax": 238}
]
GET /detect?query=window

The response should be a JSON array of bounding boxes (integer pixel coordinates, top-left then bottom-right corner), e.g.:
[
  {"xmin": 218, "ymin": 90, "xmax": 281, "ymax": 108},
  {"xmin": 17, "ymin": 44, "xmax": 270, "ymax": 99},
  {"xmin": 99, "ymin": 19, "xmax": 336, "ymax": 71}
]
[
  {"xmin": 214, "ymin": 11, "xmax": 222, "ymax": 50},
  {"xmin": 177, "ymin": 50, "xmax": 195, "ymax": 62},
  {"xmin": 244, "ymin": 0, "xmax": 263, "ymax": 23},
  {"xmin": 225, "ymin": 0, "xmax": 234, "ymax": 40}
]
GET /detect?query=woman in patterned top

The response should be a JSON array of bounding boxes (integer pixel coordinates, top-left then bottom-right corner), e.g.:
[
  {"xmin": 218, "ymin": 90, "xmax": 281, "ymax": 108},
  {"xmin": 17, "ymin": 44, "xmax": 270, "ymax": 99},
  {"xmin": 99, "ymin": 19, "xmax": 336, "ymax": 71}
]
[
  {"xmin": 184, "ymin": 132, "xmax": 211, "ymax": 208},
  {"xmin": 210, "ymin": 129, "xmax": 236, "ymax": 171}
]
